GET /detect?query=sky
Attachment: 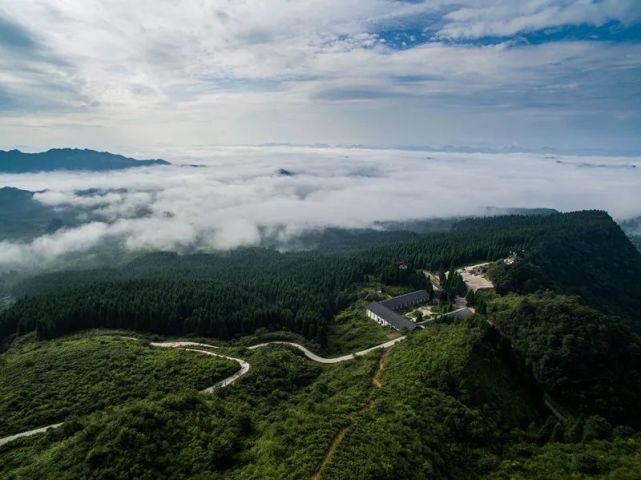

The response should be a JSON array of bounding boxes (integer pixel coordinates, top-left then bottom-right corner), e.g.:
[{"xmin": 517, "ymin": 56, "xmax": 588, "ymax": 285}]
[
  {"xmin": 1, "ymin": 0, "xmax": 640, "ymax": 153},
  {"xmin": 0, "ymin": 146, "xmax": 640, "ymax": 272}
]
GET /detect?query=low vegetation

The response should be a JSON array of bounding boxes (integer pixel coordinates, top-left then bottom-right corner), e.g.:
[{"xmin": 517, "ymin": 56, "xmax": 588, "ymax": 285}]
[
  {"xmin": 223, "ymin": 347, "xmax": 378, "ymax": 479},
  {"xmin": 0, "ymin": 392, "xmax": 249, "ymax": 480},
  {"xmin": 321, "ymin": 319, "xmax": 543, "ymax": 479},
  {"xmin": 0, "ymin": 332, "xmax": 238, "ymax": 436},
  {"xmin": 324, "ymin": 284, "xmax": 399, "ymax": 355},
  {"xmin": 0, "ymin": 342, "xmax": 379, "ymax": 480},
  {"xmin": 2, "ymin": 317, "xmax": 640, "ymax": 479}
]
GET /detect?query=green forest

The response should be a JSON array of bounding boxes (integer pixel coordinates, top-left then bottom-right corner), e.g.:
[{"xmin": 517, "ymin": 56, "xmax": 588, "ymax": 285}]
[
  {"xmin": 4, "ymin": 210, "xmax": 639, "ymax": 346},
  {"xmin": 2, "ymin": 210, "xmax": 641, "ymax": 478}
]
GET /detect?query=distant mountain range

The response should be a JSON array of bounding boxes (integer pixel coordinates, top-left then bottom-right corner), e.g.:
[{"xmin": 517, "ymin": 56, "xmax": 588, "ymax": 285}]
[
  {"xmin": 0, "ymin": 149, "xmax": 170, "ymax": 173},
  {"xmin": 258, "ymin": 142, "xmax": 641, "ymax": 157}
]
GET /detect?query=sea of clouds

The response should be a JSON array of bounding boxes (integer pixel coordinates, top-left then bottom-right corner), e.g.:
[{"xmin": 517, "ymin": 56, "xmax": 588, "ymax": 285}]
[{"xmin": 0, "ymin": 146, "xmax": 640, "ymax": 272}]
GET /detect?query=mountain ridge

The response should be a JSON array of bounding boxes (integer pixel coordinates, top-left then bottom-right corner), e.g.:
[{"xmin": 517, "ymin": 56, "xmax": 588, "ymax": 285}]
[{"xmin": 0, "ymin": 148, "xmax": 170, "ymax": 173}]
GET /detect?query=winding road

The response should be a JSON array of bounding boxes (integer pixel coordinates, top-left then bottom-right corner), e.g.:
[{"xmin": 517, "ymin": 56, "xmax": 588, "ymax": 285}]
[
  {"xmin": 147, "ymin": 341, "xmax": 251, "ymax": 393},
  {"xmin": 248, "ymin": 336, "xmax": 406, "ymax": 363},
  {"xmin": 0, "ymin": 336, "xmax": 407, "ymax": 447},
  {"xmin": 0, "ymin": 423, "xmax": 63, "ymax": 448}
]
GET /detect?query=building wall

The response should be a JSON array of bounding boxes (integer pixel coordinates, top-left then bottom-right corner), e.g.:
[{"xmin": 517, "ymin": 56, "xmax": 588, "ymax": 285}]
[{"xmin": 366, "ymin": 309, "xmax": 390, "ymax": 327}]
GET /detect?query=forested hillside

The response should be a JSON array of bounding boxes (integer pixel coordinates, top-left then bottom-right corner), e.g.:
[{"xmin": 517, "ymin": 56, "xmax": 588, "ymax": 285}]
[
  {"xmin": 3, "ymin": 210, "xmax": 641, "ymax": 346},
  {"xmin": 473, "ymin": 291, "xmax": 641, "ymax": 427},
  {"xmin": 3, "ymin": 251, "xmax": 369, "ymax": 346},
  {"xmin": 463, "ymin": 211, "xmax": 641, "ymax": 320}
]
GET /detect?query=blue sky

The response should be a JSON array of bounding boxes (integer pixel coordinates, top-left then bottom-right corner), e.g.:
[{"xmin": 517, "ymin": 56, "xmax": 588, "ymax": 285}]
[{"xmin": 0, "ymin": 0, "xmax": 640, "ymax": 154}]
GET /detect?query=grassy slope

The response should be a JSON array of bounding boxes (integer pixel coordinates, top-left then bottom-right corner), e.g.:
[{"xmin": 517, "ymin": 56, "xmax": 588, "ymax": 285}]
[
  {"xmin": 224, "ymin": 347, "xmax": 378, "ymax": 479},
  {"xmin": 325, "ymin": 302, "xmax": 399, "ymax": 356},
  {"xmin": 321, "ymin": 320, "xmax": 543, "ymax": 479},
  {"xmin": 324, "ymin": 282, "xmax": 418, "ymax": 355},
  {"xmin": 0, "ymin": 343, "xmax": 379, "ymax": 480},
  {"xmin": 0, "ymin": 319, "xmax": 638, "ymax": 479},
  {"xmin": 0, "ymin": 321, "xmax": 541, "ymax": 479},
  {"xmin": 0, "ymin": 332, "xmax": 238, "ymax": 436}
]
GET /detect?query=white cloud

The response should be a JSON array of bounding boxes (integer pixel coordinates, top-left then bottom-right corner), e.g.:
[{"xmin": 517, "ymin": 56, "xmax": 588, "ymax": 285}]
[
  {"xmin": 0, "ymin": 146, "xmax": 639, "ymax": 272},
  {"xmin": 0, "ymin": 221, "xmax": 108, "ymax": 270},
  {"xmin": 0, "ymin": 1, "xmax": 639, "ymax": 152},
  {"xmin": 439, "ymin": 0, "xmax": 641, "ymax": 40}
]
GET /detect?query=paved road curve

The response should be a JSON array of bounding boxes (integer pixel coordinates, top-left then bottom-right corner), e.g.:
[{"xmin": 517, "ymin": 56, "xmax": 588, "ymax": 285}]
[
  {"xmin": 0, "ymin": 336, "xmax": 406, "ymax": 447},
  {"xmin": 0, "ymin": 423, "xmax": 63, "ymax": 448},
  {"xmin": 249, "ymin": 336, "xmax": 407, "ymax": 363},
  {"xmin": 148, "ymin": 341, "xmax": 251, "ymax": 393}
]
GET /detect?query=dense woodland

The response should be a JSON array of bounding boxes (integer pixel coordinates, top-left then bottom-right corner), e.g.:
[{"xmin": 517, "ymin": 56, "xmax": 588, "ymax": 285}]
[
  {"xmin": 480, "ymin": 213, "xmax": 641, "ymax": 319},
  {"xmin": 471, "ymin": 290, "xmax": 641, "ymax": 428},
  {"xmin": 5, "ymin": 210, "xmax": 640, "ymax": 348}
]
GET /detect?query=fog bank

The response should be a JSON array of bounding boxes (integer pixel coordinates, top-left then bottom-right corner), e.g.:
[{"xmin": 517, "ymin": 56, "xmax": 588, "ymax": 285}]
[{"xmin": 0, "ymin": 146, "xmax": 639, "ymax": 272}]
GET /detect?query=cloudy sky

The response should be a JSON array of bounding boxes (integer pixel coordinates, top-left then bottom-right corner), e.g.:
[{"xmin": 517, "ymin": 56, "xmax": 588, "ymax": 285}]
[{"xmin": 1, "ymin": 0, "xmax": 640, "ymax": 153}]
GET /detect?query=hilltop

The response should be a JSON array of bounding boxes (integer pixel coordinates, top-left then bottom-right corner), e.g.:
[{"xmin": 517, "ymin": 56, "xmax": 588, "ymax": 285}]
[{"xmin": 0, "ymin": 149, "xmax": 169, "ymax": 173}]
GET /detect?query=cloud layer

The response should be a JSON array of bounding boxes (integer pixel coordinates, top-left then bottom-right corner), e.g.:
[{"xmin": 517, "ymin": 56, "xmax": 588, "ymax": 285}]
[
  {"xmin": 0, "ymin": 146, "xmax": 639, "ymax": 272},
  {"xmin": 0, "ymin": 1, "xmax": 640, "ymax": 152}
]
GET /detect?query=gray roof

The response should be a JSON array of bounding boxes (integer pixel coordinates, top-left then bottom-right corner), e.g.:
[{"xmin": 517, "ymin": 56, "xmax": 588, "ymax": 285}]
[
  {"xmin": 380, "ymin": 290, "xmax": 430, "ymax": 311},
  {"xmin": 367, "ymin": 302, "xmax": 418, "ymax": 332}
]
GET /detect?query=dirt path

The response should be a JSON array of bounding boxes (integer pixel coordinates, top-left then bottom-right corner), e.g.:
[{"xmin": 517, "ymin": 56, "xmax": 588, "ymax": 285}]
[
  {"xmin": 310, "ymin": 349, "xmax": 391, "ymax": 480},
  {"xmin": 310, "ymin": 428, "xmax": 349, "ymax": 480},
  {"xmin": 371, "ymin": 349, "xmax": 389, "ymax": 390}
]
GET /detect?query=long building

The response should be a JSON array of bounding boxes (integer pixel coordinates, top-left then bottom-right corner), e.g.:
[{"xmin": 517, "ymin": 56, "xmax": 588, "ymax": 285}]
[
  {"xmin": 366, "ymin": 289, "xmax": 431, "ymax": 332},
  {"xmin": 380, "ymin": 290, "xmax": 431, "ymax": 311}
]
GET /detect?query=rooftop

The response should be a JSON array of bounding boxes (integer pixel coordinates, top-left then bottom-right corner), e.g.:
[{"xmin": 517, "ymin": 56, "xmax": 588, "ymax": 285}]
[
  {"xmin": 380, "ymin": 290, "xmax": 431, "ymax": 311},
  {"xmin": 367, "ymin": 301, "xmax": 419, "ymax": 332}
]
